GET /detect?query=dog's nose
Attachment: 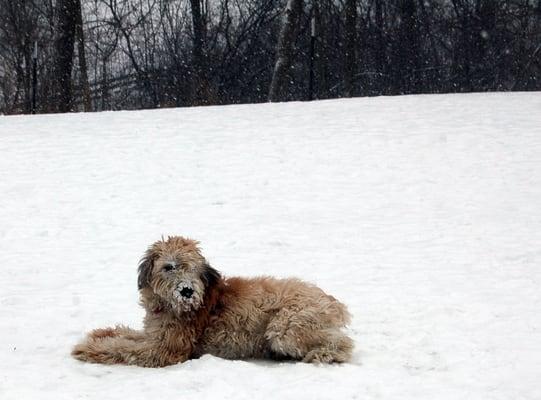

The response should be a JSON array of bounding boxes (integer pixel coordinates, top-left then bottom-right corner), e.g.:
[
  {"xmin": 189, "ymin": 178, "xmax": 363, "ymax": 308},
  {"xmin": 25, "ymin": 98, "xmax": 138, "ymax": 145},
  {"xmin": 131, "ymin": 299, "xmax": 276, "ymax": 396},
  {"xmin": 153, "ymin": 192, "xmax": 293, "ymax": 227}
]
[{"xmin": 180, "ymin": 287, "xmax": 194, "ymax": 298}]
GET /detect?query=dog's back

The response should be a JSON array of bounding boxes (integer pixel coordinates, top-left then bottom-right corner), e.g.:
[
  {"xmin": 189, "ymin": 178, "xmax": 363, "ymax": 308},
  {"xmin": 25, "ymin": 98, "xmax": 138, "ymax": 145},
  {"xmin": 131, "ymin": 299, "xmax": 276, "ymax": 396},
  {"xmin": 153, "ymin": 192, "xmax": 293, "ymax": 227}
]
[{"xmin": 197, "ymin": 276, "xmax": 353, "ymax": 362}]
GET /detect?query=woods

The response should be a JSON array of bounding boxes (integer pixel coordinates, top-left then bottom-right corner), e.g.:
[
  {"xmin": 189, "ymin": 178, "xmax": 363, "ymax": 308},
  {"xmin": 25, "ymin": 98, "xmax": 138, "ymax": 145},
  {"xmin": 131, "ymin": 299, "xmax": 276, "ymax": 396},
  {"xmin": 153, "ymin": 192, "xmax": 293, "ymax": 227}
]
[{"xmin": 1, "ymin": 0, "xmax": 540, "ymax": 114}]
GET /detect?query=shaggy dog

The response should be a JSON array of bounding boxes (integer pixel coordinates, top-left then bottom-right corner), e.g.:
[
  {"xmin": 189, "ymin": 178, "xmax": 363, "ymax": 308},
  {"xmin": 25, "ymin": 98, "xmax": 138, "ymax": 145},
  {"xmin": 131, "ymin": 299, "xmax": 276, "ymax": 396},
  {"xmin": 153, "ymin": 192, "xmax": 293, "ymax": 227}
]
[{"xmin": 72, "ymin": 236, "xmax": 353, "ymax": 367}]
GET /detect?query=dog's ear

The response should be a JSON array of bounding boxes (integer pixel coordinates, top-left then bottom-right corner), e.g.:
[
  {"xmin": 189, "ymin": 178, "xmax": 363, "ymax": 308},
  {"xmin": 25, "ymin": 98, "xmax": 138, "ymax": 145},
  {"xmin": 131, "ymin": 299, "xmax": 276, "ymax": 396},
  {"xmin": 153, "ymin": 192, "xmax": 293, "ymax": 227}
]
[
  {"xmin": 138, "ymin": 246, "xmax": 158, "ymax": 290},
  {"xmin": 201, "ymin": 261, "xmax": 221, "ymax": 288}
]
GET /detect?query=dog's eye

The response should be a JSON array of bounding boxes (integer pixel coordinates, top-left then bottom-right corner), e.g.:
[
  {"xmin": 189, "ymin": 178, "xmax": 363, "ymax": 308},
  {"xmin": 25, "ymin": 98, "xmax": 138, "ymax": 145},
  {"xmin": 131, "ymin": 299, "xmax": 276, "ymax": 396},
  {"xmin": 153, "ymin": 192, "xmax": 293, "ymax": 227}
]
[{"xmin": 163, "ymin": 264, "xmax": 175, "ymax": 272}]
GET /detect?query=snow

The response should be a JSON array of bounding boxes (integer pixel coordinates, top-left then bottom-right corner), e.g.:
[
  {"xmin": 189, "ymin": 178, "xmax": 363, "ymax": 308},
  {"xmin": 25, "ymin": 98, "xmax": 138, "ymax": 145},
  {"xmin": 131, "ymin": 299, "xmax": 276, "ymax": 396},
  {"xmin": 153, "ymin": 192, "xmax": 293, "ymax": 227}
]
[{"xmin": 1, "ymin": 92, "xmax": 541, "ymax": 399}]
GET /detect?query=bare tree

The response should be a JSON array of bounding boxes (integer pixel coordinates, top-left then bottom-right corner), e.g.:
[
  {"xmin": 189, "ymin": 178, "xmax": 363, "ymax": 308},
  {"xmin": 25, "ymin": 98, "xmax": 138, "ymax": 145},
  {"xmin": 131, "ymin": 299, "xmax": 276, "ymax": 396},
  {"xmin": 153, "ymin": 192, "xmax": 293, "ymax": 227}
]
[
  {"xmin": 76, "ymin": 0, "xmax": 92, "ymax": 111},
  {"xmin": 343, "ymin": 0, "xmax": 357, "ymax": 97},
  {"xmin": 0, "ymin": 0, "xmax": 46, "ymax": 113},
  {"xmin": 189, "ymin": 0, "xmax": 212, "ymax": 104},
  {"xmin": 374, "ymin": 0, "xmax": 385, "ymax": 81},
  {"xmin": 268, "ymin": 0, "xmax": 303, "ymax": 102},
  {"xmin": 54, "ymin": 0, "xmax": 78, "ymax": 112},
  {"xmin": 394, "ymin": 0, "xmax": 421, "ymax": 94}
]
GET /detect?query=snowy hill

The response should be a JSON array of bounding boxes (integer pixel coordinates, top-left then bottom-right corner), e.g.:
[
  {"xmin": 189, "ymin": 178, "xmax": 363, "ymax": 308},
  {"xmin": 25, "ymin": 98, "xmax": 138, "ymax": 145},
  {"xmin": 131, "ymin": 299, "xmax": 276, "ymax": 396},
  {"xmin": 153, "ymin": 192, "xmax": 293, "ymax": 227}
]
[{"xmin": 1, "ymin": 93, "xmax": 540, "ymax": 400}]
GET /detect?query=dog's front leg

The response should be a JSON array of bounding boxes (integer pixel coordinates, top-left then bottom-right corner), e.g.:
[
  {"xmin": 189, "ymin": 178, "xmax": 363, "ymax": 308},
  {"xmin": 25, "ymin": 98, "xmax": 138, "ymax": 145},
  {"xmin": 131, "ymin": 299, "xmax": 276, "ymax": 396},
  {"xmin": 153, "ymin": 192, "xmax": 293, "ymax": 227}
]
[{"xmin": 72, "ymin": 331, "xmax": 190, "ymax": 367}]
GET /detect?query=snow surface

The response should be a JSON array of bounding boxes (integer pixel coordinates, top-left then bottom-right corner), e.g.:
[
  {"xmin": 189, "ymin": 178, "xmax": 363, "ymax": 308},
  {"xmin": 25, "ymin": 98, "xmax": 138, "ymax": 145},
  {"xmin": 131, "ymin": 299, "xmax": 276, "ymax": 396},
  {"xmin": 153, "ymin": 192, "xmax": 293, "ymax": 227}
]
[{"xmin": 1, "ymin": 93, "xmax": 540, "ymax": 399}]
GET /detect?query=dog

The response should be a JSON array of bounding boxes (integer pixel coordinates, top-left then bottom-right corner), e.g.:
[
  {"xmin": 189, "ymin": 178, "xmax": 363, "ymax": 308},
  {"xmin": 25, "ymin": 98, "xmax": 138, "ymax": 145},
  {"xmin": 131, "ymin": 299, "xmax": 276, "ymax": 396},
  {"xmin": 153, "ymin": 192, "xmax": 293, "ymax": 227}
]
[{"xmin": 72, "ymin": 236, "xmax": 353, "ymax": 366}]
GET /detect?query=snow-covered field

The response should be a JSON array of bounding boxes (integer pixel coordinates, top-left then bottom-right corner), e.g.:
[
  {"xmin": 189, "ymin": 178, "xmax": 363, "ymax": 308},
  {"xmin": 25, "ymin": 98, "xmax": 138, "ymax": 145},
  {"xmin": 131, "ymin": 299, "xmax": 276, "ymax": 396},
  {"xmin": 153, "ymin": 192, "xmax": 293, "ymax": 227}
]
[{"xmin": 1, "ymin": 93, "xmax": 540, "ymax": 399}]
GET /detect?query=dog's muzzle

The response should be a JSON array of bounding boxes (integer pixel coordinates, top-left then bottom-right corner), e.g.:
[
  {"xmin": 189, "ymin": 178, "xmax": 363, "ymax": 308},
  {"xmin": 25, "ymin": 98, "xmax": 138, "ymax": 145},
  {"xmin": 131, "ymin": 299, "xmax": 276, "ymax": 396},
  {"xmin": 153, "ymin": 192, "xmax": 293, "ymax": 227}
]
[
  {"xmin": 173, "ymin": 282, "xmax": 194, "ymax": 301},
  {"xmin": 179, "ymin": 287, "xmax": 193, "ymax": 298}
]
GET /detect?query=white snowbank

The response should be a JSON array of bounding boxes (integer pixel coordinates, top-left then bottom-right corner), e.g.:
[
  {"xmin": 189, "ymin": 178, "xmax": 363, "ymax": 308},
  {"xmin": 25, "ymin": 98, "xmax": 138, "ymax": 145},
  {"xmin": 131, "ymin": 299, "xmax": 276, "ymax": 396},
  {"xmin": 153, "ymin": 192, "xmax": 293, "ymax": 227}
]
[{"xmin": 1, "ymin": 92, "xmax": 540, "ymax": 399}]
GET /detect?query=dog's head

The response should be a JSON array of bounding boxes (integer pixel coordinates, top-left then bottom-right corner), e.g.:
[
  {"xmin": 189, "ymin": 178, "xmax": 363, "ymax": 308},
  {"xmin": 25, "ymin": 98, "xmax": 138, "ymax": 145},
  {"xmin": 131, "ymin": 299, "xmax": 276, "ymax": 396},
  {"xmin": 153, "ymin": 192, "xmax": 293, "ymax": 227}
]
[{"xmin": 137, "ymin": 236, "xmax": 221, "ymax": 313}]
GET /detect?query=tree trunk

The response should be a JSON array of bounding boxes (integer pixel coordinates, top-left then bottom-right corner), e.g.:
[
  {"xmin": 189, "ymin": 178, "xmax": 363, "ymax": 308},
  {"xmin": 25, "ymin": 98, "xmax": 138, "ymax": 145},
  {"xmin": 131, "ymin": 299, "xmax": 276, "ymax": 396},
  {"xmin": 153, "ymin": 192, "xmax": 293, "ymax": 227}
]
[
  {"xmin": 268, "ymin": 0, "xmax": 303, "ymax": 102},
  {"xmin": 417, "ymin": 0, "xmax": 440, "ymax": 92},
  {"xmin": 54, "ymin": 0, "xmax": 77, "ymax": 112},
  {"xmin": 189, "ymin": 0, "xmax": 210, "ymax": 105},
  {"xmin": 75, "ymin": 0, "xmax": 91, "ymax": 111},
  {"xmin": 315, "ymin": 4, "xmax": 329, "ymax": 99},
  {"xmin": 395, "ymin": 0, "xmax": 421, "ymax": 94},
  {"xmin": 101, "ymin": 58, "xmax": 109, "ymax": 111},
  {"xmin": 374, "ymin": 0, "xmax": 386, "ymax": 93},
  {"xmin": 343, "ymin": 0, "xmax": 357, "ymax": 97}
]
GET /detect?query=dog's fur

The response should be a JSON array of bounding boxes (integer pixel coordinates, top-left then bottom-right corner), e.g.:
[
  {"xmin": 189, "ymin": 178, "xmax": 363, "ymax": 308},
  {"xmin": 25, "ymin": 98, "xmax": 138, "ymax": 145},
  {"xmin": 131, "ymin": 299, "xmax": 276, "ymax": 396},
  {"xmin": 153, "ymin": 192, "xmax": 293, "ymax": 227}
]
[{"xmin": 72, "ymin": 236, "xmax": 353, "ymax": 367}]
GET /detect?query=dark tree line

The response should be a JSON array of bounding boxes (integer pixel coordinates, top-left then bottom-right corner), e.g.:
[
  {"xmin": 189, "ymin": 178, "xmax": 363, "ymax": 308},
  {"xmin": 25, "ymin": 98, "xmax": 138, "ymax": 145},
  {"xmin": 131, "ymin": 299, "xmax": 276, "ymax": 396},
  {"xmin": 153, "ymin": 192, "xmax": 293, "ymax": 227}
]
[{"xmin": 1, "ymin": 0, "xmax": 540, "ymax": 114}]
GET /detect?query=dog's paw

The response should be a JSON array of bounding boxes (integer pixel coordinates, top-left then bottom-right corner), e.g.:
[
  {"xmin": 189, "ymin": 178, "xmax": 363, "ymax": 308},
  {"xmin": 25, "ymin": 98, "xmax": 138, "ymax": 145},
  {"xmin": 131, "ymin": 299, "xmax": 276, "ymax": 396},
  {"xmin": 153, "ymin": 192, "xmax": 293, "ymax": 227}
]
[
  {"xmin": 71, "ymin": 341, "xmax": 100, "ymax": 363},
  {"xmin": 71, "ymin": 338, "xmax": 124, "ymax": 365},
  {"xmin": 303, "ymin": 348, "xmax": 337, "ymax": 363},
  {"xmin": 302, "ymin": 344, "xmax": 352, "ymax": 364}
]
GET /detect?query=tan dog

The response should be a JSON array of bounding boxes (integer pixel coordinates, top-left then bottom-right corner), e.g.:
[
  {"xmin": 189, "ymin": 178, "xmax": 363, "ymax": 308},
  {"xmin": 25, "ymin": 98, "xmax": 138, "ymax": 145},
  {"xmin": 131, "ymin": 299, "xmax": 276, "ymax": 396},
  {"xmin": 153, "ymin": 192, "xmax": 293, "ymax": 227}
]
[{"xmin": 72, "ymin": 236, "xmax": 353, "ymax": 366}]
